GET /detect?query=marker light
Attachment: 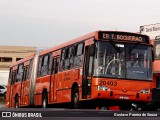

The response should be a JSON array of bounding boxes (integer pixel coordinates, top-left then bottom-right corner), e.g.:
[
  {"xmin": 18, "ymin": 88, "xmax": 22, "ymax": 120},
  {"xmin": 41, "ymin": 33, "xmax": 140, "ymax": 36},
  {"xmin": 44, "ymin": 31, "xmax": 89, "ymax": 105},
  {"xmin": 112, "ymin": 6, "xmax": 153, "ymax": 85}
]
[{"xmin": 140, "ymin": 89, "xmax": 150, "ymax": 94}]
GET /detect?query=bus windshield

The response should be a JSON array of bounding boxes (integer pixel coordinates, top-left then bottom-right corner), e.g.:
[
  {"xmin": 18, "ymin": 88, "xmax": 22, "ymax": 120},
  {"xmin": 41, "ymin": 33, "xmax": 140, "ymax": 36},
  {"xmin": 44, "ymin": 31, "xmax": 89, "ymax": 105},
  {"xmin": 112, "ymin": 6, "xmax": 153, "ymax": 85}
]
[{"xmin": 94, "ymin": 41, "xmax": 152, "ymax": 81}]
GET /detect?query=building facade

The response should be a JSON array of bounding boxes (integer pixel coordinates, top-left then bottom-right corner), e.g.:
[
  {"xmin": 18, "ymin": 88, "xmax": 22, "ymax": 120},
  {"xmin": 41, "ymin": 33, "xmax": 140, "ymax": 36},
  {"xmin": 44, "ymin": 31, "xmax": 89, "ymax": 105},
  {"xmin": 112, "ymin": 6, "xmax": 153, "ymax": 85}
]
[{"xmin": 0, "ymin": 46, "xmax": 36, "ymax": 85}]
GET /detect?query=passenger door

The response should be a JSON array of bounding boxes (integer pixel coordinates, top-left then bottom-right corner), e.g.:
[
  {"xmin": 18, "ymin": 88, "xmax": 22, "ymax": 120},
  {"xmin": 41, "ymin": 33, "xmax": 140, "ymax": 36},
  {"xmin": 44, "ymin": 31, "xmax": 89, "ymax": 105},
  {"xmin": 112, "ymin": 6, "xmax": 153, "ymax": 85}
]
[
  {"xmin": 50, "ymin": 56, "xmax": 59, "ymax": 103},
  {"xmin": 82, "ymin": 44, "xmax": 94, "ymax": 99},
  {"xmin": 6, "ymin": 69, "xmax": 12, "ymax": 107},
  {"xmin": 20, "ymin": 66, "xmax": 26, "ymax": 105},
  {"xmin": 10, "ymin": 70, "xmax": 16, "ymax": 107},
  {"xmin": 20, "ymin": 61, "xmax": 32, "ymax": 106}
]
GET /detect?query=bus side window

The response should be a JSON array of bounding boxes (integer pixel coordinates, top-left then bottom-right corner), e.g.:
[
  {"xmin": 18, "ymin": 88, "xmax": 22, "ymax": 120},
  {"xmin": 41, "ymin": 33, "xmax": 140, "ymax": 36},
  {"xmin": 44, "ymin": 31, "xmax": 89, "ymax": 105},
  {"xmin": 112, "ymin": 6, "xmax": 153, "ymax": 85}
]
[
  {"xmin": 69, "ymin": 46, "xmax": 75, "ymax": 58},
  {"xmin": 60, "ymin": 49, "xmax": 66, "ymax": 71},
  {"xmin": 61, "ymin": 49, "xmax": 66, "ymax": 60},
  {"xmin": 52, "ymin": 58, "xmax": 58, "ymax": 74},
  {"xmin": 48, "ymin": 53, "xmax": 53, "ymax": 74},
  {"xmin": 11, "ymin": 70, "xmax": 16, "ymax": 85},
  {"xmin": 22, "ymin": 67, "xmax": 26, "ymax": 81},
  {"xmin": 27, "ymin": 60, "xmax": 33, "ymax": 79},
  {"xmin": 25, "ymin": 66, "xmax": 29, "ymax": 80},
  {"xmin": 68, "ymin": 46, "xmax": 74, "ymax": 69},
  {"xmin": 37, "ymin": 57, "xmax": 43, "ymax": 77},
  {"xmin": 74, "ymin": 43, "xmax": 84, "ymax": 68},
  {"xmin": 76, "ymin": 43, "xmax": 84, "ymax": 55},
  {"xmin": 64, "ymin": 48, "xmax": 70, "ymax": 70},
  {"xmin": 41, "ymin": 54, "xmax": 49, "ymax": 76},
  {"xmin": 16, "ymin": 64, "xmax": 24, "ymax": 82}
]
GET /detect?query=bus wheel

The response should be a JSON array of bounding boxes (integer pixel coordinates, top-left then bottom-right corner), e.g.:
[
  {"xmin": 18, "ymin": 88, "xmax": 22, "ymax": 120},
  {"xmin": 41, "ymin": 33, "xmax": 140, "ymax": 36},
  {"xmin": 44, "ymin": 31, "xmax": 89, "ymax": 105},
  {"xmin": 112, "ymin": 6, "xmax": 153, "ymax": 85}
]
[
  {"xmin": 42, "ymin": 92, "xmax": 48, "ymax": 108},
  {"xmin": 15, "ymin": 96, "xmax": 19, "ymax": 108},
  {"xmin": 120, "ymin": 104, "xmax": 133, "ymax": 111},
  {"xmin": 72, "ymin": 88, "xmax": 79, "ymax": 109}
]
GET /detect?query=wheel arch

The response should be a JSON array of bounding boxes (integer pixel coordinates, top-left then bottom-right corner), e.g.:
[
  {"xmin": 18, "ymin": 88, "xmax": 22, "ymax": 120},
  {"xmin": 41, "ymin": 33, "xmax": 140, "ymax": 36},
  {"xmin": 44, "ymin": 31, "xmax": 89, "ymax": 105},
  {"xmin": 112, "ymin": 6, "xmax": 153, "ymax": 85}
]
[{"xmin": 71, "ymin": 82, "xmax": 79, "ymax": 97}]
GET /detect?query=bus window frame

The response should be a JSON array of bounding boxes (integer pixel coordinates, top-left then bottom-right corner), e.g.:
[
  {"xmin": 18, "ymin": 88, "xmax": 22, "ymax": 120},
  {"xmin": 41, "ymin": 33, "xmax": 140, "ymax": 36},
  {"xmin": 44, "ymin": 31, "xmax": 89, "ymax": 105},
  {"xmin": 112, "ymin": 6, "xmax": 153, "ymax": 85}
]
[
  {"xmin": 41, "ymin": 54, "xmax": 49, "ymax": 76},
  {"xmin": 59, "ymin": 42, "xmax": 84, "ymax": 71},
  {"xmin": 52, "ymin": 57, "xmax": 59, "ymax": 75},
  {"xmin": 38, "ymin": 53, "xmax": 52, "ymax": 77},
  {"xmin": 16, "ymin": 64, "xmax": 24, "ymax": 83},
  {"xmin": 11, "ymin": 70, "xmax": 16, "ymax": 85},
  {"xmin": 48, "ymin": 53, "xmax": 53, "ymax": 75},
  {"xmin": 37, "ymin": 56, "xmax": 43, "ymax": 77},
  {"xmin": 22, "ymin": 66, "xmax": 27, "ymax": 81},
  {"xmin": 27, "ymin": 59, "xmax": 33, "ymax": 79},
  {"xmin": 74, "ymin": 42, "xmax": 84, "ymax": 68}
]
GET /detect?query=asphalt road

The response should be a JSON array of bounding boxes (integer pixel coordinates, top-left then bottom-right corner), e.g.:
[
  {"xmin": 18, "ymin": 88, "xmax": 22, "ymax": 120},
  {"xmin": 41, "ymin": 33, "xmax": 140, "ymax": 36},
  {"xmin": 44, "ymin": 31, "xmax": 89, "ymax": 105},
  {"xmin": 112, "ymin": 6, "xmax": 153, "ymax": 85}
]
[
  {"xmin": 0, "ymin": 108, "xmax": 159, "ymax": 119},
  {"xmin": 0, "ymin": 99, "xmax": 159, "ymax": 119}
]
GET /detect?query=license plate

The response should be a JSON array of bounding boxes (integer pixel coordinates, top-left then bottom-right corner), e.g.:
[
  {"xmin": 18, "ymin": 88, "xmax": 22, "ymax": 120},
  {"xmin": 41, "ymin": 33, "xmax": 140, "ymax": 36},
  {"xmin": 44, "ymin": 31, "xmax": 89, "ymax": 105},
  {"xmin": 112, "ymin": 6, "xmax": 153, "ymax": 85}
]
[{"xmin": 119, "ymin": 96, "xmax": 129, "ymax": 99}]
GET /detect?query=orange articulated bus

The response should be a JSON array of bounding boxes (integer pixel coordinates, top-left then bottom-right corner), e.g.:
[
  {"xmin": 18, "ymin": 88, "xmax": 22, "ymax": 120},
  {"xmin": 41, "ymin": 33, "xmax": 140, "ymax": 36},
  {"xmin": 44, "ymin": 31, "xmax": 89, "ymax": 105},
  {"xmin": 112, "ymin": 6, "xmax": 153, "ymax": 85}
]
[{"xmin": 6, "ymin": 31, "xmax": 153, "ymax": 110}]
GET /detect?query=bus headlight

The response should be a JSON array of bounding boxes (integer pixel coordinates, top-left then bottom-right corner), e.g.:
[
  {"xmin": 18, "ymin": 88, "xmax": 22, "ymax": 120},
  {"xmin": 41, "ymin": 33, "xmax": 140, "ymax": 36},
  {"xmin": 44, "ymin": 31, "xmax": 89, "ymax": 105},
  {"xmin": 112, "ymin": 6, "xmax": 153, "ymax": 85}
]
[
  {"xmin": 140, "ymin": 89, "xmax": 150, "ymax": 94},
  {"xmin": 97, "ymin": 86, "xmax": 110, "ymax": 91}
]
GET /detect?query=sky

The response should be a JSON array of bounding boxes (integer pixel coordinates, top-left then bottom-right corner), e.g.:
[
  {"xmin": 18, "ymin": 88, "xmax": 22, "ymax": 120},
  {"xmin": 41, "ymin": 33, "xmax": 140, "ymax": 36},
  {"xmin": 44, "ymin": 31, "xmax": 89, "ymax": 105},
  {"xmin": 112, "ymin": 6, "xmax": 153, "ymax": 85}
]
[{"xmin": 0, "ymin": 0, "xmax": 160, "ymax": 48}]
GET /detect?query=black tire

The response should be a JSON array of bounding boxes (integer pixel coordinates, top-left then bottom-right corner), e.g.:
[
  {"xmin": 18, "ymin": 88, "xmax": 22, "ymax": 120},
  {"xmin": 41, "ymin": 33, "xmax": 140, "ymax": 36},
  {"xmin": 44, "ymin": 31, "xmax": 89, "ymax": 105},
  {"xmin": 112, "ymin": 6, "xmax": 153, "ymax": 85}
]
[
  {"xmin": 120, "ymin": 104, "xmax": 133, "ymax": 111},
  {"xmin": 72, "ymin": 88, "xmax": 80, "ymax": 109},
  {"xmin": 42, "ymin": 92, "xmax": 48, "ymax": 108},
  {"xmin": 15, "ymin": 96, "xmax": 19, "ymax": 108}
]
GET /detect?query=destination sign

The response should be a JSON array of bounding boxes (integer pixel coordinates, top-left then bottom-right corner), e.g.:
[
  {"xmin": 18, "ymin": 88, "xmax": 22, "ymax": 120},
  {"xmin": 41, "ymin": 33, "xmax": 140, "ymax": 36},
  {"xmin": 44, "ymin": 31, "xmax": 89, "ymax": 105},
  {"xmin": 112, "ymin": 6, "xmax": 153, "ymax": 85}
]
[{"xmin": 98, "ymin": 32, "xmax": 149, "ymax": 43}]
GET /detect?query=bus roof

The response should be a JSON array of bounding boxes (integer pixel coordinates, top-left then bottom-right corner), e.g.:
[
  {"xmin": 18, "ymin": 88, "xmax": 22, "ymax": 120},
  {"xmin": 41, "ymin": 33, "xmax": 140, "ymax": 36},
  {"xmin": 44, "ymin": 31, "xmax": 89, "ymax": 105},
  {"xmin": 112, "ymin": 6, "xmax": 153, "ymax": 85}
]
[
  {"xmin": 10, "ymin": 30, "xmax": 150, "ymax": 68},
  {"xmin": 39, "ymin": 31, "xmax": 97, "ymax": 56},
  {"xmin": 39, "ymin": 30, "xmax": 149, "ymax": 56},
  {"xmin": 10, "ymin": 54, "xmax": 36, "ymax": 67}
]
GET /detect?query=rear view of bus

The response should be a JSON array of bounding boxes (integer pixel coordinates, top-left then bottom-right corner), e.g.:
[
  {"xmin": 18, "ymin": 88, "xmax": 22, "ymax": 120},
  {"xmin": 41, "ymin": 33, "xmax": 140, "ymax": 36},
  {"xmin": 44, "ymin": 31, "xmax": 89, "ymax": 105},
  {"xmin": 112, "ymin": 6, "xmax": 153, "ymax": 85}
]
[{"xmin": 84, "ymin": 31, "xmax": 153, "ymax": 110}]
